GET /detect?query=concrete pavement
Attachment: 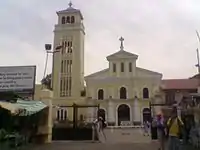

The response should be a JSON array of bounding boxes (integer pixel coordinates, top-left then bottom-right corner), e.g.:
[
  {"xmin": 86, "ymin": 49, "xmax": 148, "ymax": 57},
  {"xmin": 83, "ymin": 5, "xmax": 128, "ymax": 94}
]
[{"xmin": 30, "ymin": 141, "xmax": 160, "ymax": 150}]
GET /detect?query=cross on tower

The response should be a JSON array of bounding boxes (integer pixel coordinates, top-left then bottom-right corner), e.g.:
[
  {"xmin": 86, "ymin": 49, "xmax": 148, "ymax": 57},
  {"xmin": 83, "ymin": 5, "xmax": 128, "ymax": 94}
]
[
  {"xmin": 68, "ymin": 1, "xmax": 73, "ymax": 7},
  {"xmin": 119, "ymin": 36, "xmax": 124, "ymax": 51}
]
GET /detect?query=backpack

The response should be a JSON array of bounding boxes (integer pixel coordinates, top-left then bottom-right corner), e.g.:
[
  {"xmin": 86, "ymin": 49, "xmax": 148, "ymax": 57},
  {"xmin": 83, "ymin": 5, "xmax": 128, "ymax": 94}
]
[{"xmin": 166, "ymin": 117, "xmax": 183, "ymax": 137}]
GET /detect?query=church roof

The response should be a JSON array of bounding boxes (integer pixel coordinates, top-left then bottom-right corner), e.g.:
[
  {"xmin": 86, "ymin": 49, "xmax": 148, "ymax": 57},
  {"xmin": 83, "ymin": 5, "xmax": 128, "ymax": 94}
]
[
  {"xmin": 106, "ymin": 37, "xmax": 138, "ymax": 60},
  {"xmin": 56, "ymin": 2, "xmax": 83, "ymax": 19},
  {"xmin": 85, "ymin": 68, "xmax": 109, "ymax": 79},
  {"xmin": 106, "ymin": 50, "xmax": 138, "ymax": 61},
  {"xmin": 161, "ymin": 79, "xmax": 198, "ymax": 90}
]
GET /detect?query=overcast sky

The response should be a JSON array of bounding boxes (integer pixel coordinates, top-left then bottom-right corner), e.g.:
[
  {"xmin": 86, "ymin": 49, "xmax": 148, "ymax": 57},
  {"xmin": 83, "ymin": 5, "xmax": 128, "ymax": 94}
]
[{"xmin": 0, "ymin": 0, "xmax": 200, "ymax": 83}]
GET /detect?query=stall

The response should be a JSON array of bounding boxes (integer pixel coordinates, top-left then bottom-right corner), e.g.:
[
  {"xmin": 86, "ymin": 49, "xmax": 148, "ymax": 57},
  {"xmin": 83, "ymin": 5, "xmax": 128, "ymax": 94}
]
[{"xmin": 0, "ymin": 99, "xmax": 50, "ymax": 149}]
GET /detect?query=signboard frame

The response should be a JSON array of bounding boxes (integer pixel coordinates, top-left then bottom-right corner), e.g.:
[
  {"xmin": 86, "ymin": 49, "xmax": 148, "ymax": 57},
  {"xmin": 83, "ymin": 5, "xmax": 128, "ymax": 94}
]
[{"xmin": 0, "ymin": 65, "xmax": 36, "ymax": 96}]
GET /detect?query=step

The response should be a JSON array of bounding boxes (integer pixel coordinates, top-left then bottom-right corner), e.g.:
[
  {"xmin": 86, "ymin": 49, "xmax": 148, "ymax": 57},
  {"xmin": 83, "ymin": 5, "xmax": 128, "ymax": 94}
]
[{"xmin": 103, "ymin": 128, "xmax": 151, "ymax": 143}]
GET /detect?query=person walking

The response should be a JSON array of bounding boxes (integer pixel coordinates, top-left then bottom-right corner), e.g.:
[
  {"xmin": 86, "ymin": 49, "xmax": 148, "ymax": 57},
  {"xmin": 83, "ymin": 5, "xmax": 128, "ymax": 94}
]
[
  {"xmin": 143, "ymin": 121, "xmax": 150, "ymax": 136},
  {"xmin": 167, "ymin": 107, "xmax": 184, "ymax": 150},
  {"xmin": 157, "ymin": 114, "xmax": 166, "ymax": 150},
  {"xmin": 94, "ymin": 117, "xmax": 107, "ymax": 143}
]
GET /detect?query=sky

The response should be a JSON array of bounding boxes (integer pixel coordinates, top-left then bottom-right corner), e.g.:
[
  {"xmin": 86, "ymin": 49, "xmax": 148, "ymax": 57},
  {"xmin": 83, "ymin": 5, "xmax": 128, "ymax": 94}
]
[{"xmin": 0, "ymin": 0, "xmax": 200, "ymax": 83}]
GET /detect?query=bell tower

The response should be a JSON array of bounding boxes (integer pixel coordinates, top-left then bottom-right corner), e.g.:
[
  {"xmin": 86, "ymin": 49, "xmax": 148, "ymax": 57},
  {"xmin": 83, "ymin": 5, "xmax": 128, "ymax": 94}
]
[{"xmin": 52, "ymin": 2, "xmax": 85, "ymax": 99}]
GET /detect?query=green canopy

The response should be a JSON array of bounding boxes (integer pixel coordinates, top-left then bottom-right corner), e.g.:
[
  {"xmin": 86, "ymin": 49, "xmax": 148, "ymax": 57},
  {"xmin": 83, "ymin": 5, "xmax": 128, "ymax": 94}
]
[{"xmin": 16, "ymin": 99, "xmax": 47, "ymax": 116}]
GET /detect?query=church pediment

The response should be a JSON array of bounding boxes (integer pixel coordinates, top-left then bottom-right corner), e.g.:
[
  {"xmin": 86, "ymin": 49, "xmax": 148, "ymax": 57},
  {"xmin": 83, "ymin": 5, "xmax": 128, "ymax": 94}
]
[
  {"xmin": 106, "ymin": 50, "xmax": 138, "ymax": 61},
  {"xmin": 107, "ymin": 37, "xmax": 138, "ymax": 61}
]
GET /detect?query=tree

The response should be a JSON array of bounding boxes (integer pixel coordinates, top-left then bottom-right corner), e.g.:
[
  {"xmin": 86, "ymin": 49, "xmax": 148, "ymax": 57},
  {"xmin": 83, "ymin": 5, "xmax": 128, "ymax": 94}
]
[{"xmin": 41, "ymin": 74, "xmax": 52, "ymax": 90}]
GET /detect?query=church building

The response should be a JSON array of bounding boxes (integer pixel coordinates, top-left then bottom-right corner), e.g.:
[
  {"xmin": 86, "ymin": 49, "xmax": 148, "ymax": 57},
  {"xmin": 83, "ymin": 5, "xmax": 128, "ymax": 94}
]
[{"xmin": 50, "ymin": 2, "xmax": 163, "ymax": 126}]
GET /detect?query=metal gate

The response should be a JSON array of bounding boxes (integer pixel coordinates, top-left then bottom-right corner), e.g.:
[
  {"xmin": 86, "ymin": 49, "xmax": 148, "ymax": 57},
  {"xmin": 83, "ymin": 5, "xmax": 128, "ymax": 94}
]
[{"xmin": 52, "ymin": 103, "xmax": 99, "ymax": 141}]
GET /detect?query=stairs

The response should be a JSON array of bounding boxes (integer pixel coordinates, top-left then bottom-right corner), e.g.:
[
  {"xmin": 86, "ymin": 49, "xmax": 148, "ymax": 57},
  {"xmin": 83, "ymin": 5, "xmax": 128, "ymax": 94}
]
[{"xmin": 103, "ymin": 127, "xmax": 151, "ymax": 143}]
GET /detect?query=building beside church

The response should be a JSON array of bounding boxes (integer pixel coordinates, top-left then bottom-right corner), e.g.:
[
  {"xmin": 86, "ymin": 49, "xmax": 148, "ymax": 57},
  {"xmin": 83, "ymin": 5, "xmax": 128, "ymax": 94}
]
[{"xmin": 40, "ymin": 3, "xmax": 164, "ymax": 126}]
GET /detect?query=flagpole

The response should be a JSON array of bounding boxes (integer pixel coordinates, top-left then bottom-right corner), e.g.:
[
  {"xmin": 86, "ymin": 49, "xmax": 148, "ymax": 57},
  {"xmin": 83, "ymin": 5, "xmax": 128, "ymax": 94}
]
[
  {"xmin": 43, "ymin": 52, "xmax": 49, "ymax": 79},
  {"xmin": 196, "ymin": 30, "xmax": 200, "ymax": 87},
  {"xmin": 196, "ymin": 49, "xmax": 200, "ymax": 74}
]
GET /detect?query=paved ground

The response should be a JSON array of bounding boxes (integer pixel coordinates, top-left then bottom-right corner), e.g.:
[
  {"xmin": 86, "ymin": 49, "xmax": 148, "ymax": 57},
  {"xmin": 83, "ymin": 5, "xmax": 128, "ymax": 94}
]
[
  {"xmin": 27, "ymin": 141, "xmax": 198, "ymax": 150},
  {"xmin": 29, "ymin": 141, "xmax": 160, "ymax": 150}
]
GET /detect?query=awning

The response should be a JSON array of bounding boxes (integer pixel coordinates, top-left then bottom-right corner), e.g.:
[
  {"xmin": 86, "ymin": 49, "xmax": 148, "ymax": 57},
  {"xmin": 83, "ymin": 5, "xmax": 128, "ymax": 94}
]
[
  {"xmin": 16, "ymin": 99, "xmax": 47, "ymax": 116},
  {"xmin": 0, "ymin": 99, "xmax": 48, "ymax": 116}
]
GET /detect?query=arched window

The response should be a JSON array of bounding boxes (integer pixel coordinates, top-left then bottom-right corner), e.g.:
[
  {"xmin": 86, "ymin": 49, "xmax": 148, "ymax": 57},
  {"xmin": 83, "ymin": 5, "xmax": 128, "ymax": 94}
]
[
  {"xmin": 143, "ymin": 88, "xmax": 149, "ymax": 99},
  {"xmin": 121, "ymin": 62, "xmax": 124, "ymax": 72},
  {"xmin": 120, "ymin": 87, "xmax": 127, "ymax": 99},
  {"xmin": 129, "ymin": 62, "xmax": 132, "ymax": 72},
  {"xmin": 66, "ymin": 16, "xmax": 70, "ymax": 23},
  {"xmin": 61, "ymin": 17, "xmax": 65, "ymax": 24},
  {"xmin": 98, "ymin": 89, "xmax": 104, "ymax": 100},
  {"xmin": 113, "ymin": 63, "xmax": 116, "ymax": 72},
  {"xmin": 61, "ymin": 60, "xmax": 64, "ymax": 73},
  {"xmin": 71, "ymin": 16, "xmax": 75, "ymax": 23}
]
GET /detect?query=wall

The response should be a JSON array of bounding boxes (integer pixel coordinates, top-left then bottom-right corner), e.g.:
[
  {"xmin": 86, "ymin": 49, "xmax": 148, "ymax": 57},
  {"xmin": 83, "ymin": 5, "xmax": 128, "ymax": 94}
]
[{"xmin": 86, "ymin": 72, "xmax": 161, "ymax": 100}]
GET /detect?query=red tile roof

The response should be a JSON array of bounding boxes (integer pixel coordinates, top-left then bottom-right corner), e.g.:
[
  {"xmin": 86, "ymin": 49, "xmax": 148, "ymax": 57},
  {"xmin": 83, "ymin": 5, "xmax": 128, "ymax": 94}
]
[{"xmin": 161, "ymin": 79, "xmax": 198, "ymax": 90}]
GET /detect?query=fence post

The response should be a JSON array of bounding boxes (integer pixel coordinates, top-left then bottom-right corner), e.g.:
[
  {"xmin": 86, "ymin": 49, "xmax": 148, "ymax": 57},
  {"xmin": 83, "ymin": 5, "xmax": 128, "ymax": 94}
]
[{"xmin": 92, "ymin": 123, "xmax": 95, "ymax": 142}]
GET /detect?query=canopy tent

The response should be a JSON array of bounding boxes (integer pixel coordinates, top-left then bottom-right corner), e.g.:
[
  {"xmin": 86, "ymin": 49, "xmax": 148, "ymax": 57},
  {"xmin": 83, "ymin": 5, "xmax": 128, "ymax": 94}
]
[
  {"xmin": 16, "ymin": 99, "xmax": 47, "ymax": 116},
  {"xmin": 0, "ymin": 99, "xmax": 47, "ymax": 116}
]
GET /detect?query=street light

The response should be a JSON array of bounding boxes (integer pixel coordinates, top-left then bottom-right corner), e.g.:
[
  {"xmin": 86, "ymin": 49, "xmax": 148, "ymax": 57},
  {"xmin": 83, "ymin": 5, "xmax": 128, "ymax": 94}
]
[
  {"xmin": 42, "ymin": 42, "xmax": 63, "ymax": 89},
  {"xmin": 43, "ymin": 44, "xmax": 52, "ymax": 79}
]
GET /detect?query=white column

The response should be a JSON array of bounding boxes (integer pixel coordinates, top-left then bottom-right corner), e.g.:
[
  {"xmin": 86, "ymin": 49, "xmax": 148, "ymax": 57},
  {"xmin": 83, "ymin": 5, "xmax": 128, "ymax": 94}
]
[
  {"xmin": 108, "ymin": 101, "xmax": 115, "ymax": 123},
  {"xmin": 134, "ymin": 98, "xmax": 140, "ymax": 122}
]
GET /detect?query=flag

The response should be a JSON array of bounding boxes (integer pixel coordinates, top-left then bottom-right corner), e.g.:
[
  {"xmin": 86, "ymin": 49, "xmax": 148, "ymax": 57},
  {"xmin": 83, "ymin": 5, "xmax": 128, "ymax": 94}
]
[{"xmin": 55, "ymin": 45, "xmax": 63, "ymax": 50}]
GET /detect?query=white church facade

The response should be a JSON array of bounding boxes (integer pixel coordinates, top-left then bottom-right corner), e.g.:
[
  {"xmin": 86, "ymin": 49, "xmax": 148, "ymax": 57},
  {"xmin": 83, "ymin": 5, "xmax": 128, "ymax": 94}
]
[
  {"xmin": 85, "ymin": 37, "xmax": 163, "ymax": 126},
  {"xmin": 44, "ymin": 2, "xmax": 164, "ymax": 126}
]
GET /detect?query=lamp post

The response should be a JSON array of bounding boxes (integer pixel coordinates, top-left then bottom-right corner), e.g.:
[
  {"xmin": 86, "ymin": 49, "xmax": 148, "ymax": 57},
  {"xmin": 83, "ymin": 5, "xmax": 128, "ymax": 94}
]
[
  {"xmin": 195, "ymin": 31, "xmax": 200, "ymax": 89},
  {"xmin": 42, "ymin": 43, "xmax": 62, "ymax": 89},
  {"xmin": 43, "ymin": 44, "xmax": 52, "ymax": 79}
]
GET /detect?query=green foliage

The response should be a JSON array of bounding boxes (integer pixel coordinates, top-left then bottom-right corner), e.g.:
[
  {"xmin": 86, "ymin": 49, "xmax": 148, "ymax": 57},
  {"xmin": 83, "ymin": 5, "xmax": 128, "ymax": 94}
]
[
  {"xmin": 41, "ymin": 74, "xmax": 52, "ymax": 90},
  {"xmin": 0, "ymin": 129, "xmax": 6, "ymax": 141}
]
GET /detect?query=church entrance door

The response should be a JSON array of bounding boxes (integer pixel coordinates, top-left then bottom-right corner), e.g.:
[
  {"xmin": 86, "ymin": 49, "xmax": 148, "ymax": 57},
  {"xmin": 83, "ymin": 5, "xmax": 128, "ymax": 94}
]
[{"xmin": 117, "ymin": 104, "xmax": 130, "ymax": 126}]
